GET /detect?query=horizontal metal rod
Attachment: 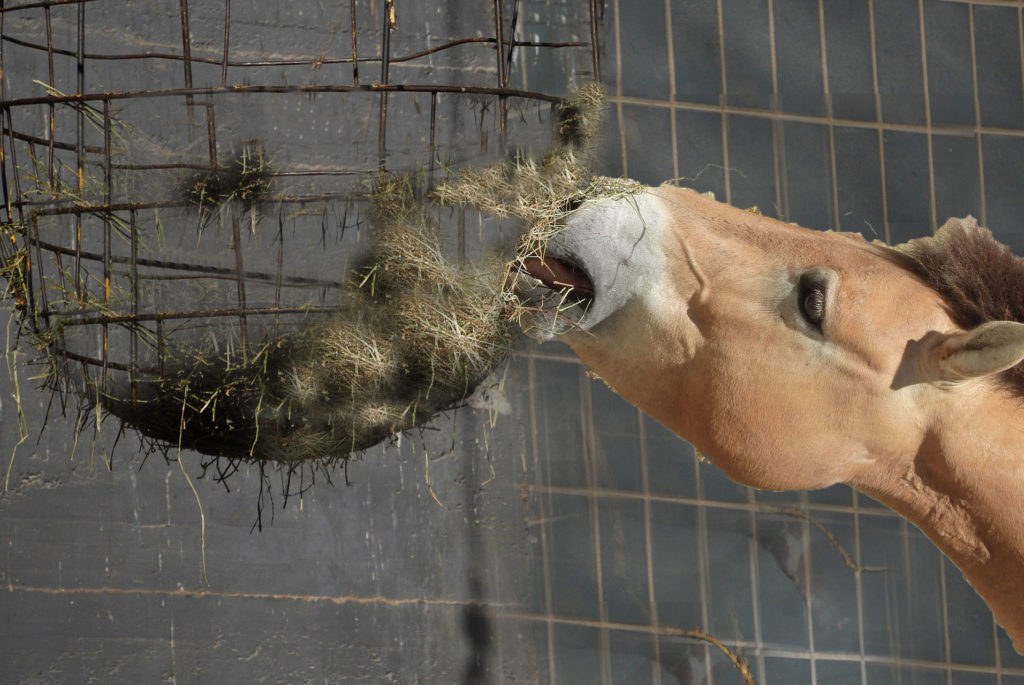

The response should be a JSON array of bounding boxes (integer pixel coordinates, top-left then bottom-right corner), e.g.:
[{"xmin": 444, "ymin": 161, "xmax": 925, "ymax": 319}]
[
  {"xmin": 0, "ymin": 82, "xmax": 566, "ymax": 109},
  {"xmin": 1, "ymin": 32, "xmax": 586, "ymax": 68},
  {"xmin": 0, "ymin": 0, "xmax": 101, "ymax": 12},
  {"xmin": 26, "ymin": 238, "xmax": 345, "ymax": 288},
  {"xmin": 9, "ymin": 190, "xmax": 363, "ymax": 214},
  {"xmin": 45, "ymin": 304, "xmax": 347, "ymax": 326}
]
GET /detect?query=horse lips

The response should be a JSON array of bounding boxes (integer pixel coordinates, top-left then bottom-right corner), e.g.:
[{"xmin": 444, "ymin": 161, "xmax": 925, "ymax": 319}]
[{"xmin": 521, "ymin": 256, "xmax": 595, "ymax": 298}]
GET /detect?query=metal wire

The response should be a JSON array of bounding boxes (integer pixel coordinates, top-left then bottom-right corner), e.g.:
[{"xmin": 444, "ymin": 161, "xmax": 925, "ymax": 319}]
[{"xmin": 0, "ymin": 0, "xmax": 601, "ymax": 402}]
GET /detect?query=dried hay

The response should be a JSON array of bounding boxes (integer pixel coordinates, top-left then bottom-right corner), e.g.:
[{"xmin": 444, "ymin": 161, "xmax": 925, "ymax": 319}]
[
  {"xmin": 432, "ymin": 83, "xmax": 645, "ymax": 331},
  {"xmin": 2, "ymin": 82, "xmax": 632, "ymax": 488},
  {"xmin": 179, "ymin": 140, "xmax": 273, "ymax": 216},
  {"xmin": 102, "ymin": 175, "xmax": 513, "ymax": 467}
]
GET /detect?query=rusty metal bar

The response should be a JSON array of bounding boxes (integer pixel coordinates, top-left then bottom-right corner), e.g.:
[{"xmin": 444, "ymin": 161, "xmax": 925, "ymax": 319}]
[
  {"xmin": 129, "ymin": 208, "xmax": 138, "ymax": 401},
  {"xmin": 0, "ymin": 114, "xmax": 10, "ymax": 227},
  {"xmin": 493, "ymin": 0, "xmax": 509, "ymax": 146},
  {"xmin": 378, "ymin": 0, "xmax": 393, "ymax": 172},
  {"xmin": 156, "ymin": 317, "xmax": 164, "ymax": 377},
  {"xmin": 350, "ymin": 0, "xmax": 359, "ymax": 85},
  {"xmin": 0, "ymin": 32, "xmax": 586, "ymax": 67},
  {"xmin": 230, "ymin": 207, "xmax": 248, "ymax": 357},
  {"xmin": 48, "ymin": 304, "xmax": 347, "ymax": 327},
  {"xmin": 62, "ymin": 349, "xmax": 136, "ymax": 373},
  {"xmin": 44, "ymin": 5, "xmax": 56, "ymax": 197},
  {"xmin": 504, "ymin": 0, "xmax": 520, "ymax": 85},
  {"xmin": 179, "ymin": 0, "xmax": 195, "ymax": 128},
  {"xmin": 0, "ymin": 83, "xmax": 567, "ymax": 108},
  {"xmin": 0, "ymin": 128, "xmax": 88, "ymax": 152},
  {"xmin": 11, "ymin": 191, "xmax": 371, "ymax": 215},
  {"xmin": 0, "ymin": 0, "xmax": 598, "ymax": 434},
  {"xmin": 26, "ymin": 238, "xmax": 343, "ymax": 288},
  {"xmin": 0, "ymin": 0, "xmax": 102, "ymax": 12},
  {"xmin": 220, "ymin": 0, "xmax": 230, "ymax": 86},
  {"xmin": 274, "ymin": 214, "xmax": 284, "ymax": 333},
  {"xmin": 101, "ymin": 97, "xmax": 112, "ymax": 395},
  {"xmin": 589, "ymin": 0, "xmax": 602, "ymax": 81},
  {"xmin": 494, "ymin": 0, "xmax": 507, "ymax": 87},
  {"xmin": 73, "ymin": 0, "xmax": 84, "ymax": 306},
  {"xmin": 205, "ymin": 94, "xmax": 217, "ymax": 168},
  {"xmin": 428, "ymin": 91, "xmax": 437, "ymax": 180}
]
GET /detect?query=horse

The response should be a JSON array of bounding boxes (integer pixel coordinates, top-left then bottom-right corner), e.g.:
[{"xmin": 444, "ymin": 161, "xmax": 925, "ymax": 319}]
[{"xmin": 519, "ymin": 183, "xmax": 1024, "ymax": 652}]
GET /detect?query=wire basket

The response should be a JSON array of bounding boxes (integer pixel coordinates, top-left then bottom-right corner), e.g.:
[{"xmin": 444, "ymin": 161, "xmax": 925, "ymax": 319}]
[{"xmin": 0, "ymin": 0, "xmax": 602, "ymax": 482}]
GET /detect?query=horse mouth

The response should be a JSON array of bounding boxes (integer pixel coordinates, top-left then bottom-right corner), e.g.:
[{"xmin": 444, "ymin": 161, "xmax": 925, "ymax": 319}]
[{"xmin": 514, "ymin": 255, "xmax": 595, "ymax": 336}]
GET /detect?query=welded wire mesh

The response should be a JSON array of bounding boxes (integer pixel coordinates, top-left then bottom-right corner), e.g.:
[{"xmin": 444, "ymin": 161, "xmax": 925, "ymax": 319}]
[
  {"xmin": 7, "ymin": 2, "xmax": 1024, "ymax": 684},
  {"xmin": 0, "ymin": 0, "xmax": 600, "ymax": 468}
]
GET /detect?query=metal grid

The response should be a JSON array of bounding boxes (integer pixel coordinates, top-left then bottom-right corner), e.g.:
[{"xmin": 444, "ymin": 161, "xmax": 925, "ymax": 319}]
[
  {"xmin": 510, "ymin": 1, "xmax": 1024, "ymax": 683},
  {"xmin": 0, "ymin": 0, "xmax": 598, "ymax": 420},
  {"xmin": 5, "ymin": 1, "xmax": 1024, "ymax": 684}
]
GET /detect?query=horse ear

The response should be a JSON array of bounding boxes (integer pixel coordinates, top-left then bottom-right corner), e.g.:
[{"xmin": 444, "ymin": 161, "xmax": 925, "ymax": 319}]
[{"xmin": 931, "ymin": 321, "xmax": 1024, "ymax": 382}]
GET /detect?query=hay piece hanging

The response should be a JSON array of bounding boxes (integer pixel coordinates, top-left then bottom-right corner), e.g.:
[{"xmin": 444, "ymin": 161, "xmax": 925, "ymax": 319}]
[{"xmin": 179, "ymin": 140, "xmax": 272, "ymax": 211}]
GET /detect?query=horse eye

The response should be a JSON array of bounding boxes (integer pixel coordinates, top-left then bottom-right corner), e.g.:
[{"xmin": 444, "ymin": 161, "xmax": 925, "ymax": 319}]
[{"xmin": 798, "ymin": 277, "xmax": 826, "ymax": 330}]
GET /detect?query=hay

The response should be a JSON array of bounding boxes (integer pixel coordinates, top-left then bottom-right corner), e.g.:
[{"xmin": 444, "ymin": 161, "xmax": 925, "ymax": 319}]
[
  {"xmin": 101, "ymin": 174, "xmax": 513, "ymax": 467},
  {"xmin": 2, "ymin": 82, "xmax": 627, "ymax": 485},
  {"xmin": 432, "ymin": 83, "xmax": 645, "ymax": 332},
  {"xmin": 179, "ymin": 140, "xmax": 272, "ymax": 210},
  {"xmin": 107, "ymin": 83, "xmax": 630, "ymax": 467}
]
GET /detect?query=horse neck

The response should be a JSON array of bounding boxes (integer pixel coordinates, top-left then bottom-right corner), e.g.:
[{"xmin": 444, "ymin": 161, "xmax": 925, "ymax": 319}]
[{"xmin": 851, "ymin": 387, "xmax": 1024, "ymax": 650}]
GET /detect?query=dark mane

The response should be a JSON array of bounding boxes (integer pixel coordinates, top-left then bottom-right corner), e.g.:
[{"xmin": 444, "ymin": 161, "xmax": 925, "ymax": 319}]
[{"xmin": 896, "ymin": 217, "xmax": 1024, "ymax": 393}]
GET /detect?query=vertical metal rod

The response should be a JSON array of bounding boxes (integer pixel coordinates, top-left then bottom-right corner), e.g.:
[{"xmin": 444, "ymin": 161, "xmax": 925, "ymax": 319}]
[
  {"xmin": 350, "ymin": 0, "xmax": 360, "ymax": 85},
  {"xmin": 179, "ymin": 0, "xmax": 196, "ymax": 128},
  {"xmin": 44, "ymin": 6, "xmax": 56, "ymax": 195},
  {"xmin": 589, "ymin": 0, "xmax": 602, "ymax": 81},
  {"xmin": 0, "ymin": 113, "xmax": 10, "ymax": 227},
  {"xmin": 206, "ymin": 95, "xmax": 217, "ymax": 167},
  {"xmin": 221, "ymin": 0, "xmax": 231, "ymax": 86},
  {"xmin": 378, "ymin": 2, "xmax": 393, "ymax": 172},
  {"xmin": 129, "ymin": 209, "xmax": 138, "ymax": 403},
  {"xmin": 231, "ymin": 208, "xmax": 249, "ymax": 359},
  {"xmin": 274, "ymin": 214, "xmax": 284, "ymax": 334},
  {"xmin": 428, "ymin": 92, "xmax": 437, "ymax": 181},
  {"xmin": 504, "ymin": 1, "xmax": 520, "ymax": 84},
  {"xmin": 493, "ymin": 0, "xmax": 509, "ymax": 148},
  {"xmin": 156, "ymin": 318, "xmax": 165, "ymax": 377},
  {"xmin": 101, "ymin": 98, "xmax": 112, "ymax": 397},
  {"xmin": 493, "ymin": 0, "xmax": 507, "ymax": 86},
  {"xmin": 74, "ymin": 0, "xmax": 85, "ymax": 305}
]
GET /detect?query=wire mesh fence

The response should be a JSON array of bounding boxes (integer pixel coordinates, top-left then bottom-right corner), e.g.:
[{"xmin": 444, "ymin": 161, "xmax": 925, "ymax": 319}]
[{"xmin": 6, "ymin": 1, "xmax": 1024, "ymax": 684}]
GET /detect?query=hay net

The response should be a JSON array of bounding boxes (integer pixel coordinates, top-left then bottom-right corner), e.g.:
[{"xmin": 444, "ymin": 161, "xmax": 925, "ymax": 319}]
[{"xmin": 0, "ymin": 1, "xmax": 623, "ymax": 479}]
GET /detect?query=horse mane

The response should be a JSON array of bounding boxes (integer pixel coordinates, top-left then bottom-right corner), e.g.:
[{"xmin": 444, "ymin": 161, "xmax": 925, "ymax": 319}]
[{"xmin": 894, "ymin": 216, "xmax": 1024, "ymax": 392}]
